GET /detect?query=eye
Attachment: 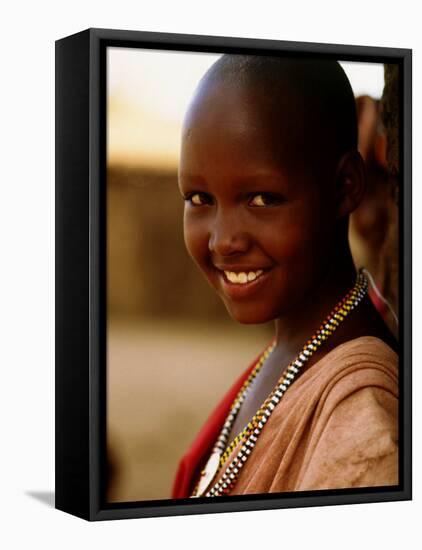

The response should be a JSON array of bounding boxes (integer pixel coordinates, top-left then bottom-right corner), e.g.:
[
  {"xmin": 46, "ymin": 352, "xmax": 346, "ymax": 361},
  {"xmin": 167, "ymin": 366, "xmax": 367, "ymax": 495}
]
[
  {"xmin": 248, "ymin": 193, "xmax": 283, "ymax": 207},
  {"xmin": 184, "ymin": 192, "xmax": 213, "ymax": 206}
]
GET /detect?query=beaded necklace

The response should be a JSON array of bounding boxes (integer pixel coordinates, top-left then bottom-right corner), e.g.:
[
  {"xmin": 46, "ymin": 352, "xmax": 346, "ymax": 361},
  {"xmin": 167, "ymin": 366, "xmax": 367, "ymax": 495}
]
[{"xmin": 191, "ymin": 268, "xmax": 368, "ymax": 498}]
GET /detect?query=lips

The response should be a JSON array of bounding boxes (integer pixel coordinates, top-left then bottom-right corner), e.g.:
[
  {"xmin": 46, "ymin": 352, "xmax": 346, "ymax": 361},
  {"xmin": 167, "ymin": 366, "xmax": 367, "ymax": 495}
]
[{"xmin": 215, "ymin": 266, "xmax": 272, "ymax": 299}]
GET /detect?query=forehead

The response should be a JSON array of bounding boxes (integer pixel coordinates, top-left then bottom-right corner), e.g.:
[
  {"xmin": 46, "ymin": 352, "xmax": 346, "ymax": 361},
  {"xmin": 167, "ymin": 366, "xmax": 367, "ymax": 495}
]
[{"xmin": 180, "ymin": 79, "xmax": 314, "ymax": 181}]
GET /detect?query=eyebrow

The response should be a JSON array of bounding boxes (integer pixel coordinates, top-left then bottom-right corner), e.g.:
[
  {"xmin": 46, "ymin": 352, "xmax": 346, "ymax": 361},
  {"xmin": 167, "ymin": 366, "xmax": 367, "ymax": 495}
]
[
  {"xmin": 178, "ymin": 173, "xmax": 205, "ymax": 182},
  {"xmin": 179, "ymin": 171, "xmax": 287, "ymax": 185},
  {"xmin": 237, "ymin": 171, "xmax": 287, "ymax": 183}
]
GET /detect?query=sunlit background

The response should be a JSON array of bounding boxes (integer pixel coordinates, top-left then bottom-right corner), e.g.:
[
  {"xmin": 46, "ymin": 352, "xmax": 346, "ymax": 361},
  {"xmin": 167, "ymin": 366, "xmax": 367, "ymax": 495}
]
[
  {"xmin": 107, "ymin": 48, "xmax": 384, "ymax": 169},
  {"xmin": 106, "ymin": 47, "xmax": 394, "ymax": 503}
]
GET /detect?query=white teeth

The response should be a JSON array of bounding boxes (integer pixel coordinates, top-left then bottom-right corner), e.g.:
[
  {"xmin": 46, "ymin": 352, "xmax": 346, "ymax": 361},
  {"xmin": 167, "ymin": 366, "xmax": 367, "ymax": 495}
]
[
  {"xmin": 226, "ymin": 272, "xmax": 239, "ymax": 283},
  {"xmin": 238, "ymin": 272, "xmax": 248, "ymax": 284},
  {"xmin": 224, "ymin": 270, "xmax": 264, "ymax": 284}
]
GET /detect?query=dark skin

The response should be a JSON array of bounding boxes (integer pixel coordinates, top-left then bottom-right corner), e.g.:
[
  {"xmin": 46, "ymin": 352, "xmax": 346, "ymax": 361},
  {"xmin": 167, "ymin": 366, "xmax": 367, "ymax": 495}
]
[{"xmin": 178, "ymin": 78, "xmax": 398, "ymax": 442}]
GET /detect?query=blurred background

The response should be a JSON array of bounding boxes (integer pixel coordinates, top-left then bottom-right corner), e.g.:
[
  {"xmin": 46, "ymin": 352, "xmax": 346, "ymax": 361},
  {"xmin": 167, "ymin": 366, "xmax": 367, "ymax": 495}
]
[{"xmin": 106, "ymin": 48, "xmax": 399, "ymax": 502}]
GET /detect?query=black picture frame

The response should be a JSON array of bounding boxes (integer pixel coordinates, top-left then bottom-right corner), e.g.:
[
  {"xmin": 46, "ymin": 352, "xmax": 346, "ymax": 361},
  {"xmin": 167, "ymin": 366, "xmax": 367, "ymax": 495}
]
[{"xmin": 55, "ymin": 27, "xmax": 412, "ymax": 521}]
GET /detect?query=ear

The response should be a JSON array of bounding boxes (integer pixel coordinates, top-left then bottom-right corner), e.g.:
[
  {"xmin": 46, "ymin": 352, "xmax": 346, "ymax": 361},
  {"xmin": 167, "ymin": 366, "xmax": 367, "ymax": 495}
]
[{"xmin": 334, "ymin": 150, "xmax": 366, "ymax": 219}]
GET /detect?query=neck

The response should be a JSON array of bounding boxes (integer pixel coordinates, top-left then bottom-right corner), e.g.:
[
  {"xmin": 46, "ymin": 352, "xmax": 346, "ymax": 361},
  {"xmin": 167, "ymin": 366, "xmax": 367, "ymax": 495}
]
[{"xmin": 274, "ymin": 246, "xmax": 358, "ymax": 353}]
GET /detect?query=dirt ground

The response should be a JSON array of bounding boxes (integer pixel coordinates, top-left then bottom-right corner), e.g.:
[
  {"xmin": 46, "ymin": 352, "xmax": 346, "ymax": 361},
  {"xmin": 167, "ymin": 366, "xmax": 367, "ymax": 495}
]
[{"xmin": 107, "ymin": 318, "xmax": 271, "ymax": 502}]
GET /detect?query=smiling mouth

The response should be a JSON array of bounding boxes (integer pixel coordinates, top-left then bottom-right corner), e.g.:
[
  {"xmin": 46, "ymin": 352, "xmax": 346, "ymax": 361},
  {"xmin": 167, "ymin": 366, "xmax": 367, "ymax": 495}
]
[
  {"xmin": 215, "ymin": 267, "xmax": 271, "ymax": 300},
  {"xmin": 223, "ymin": 269, "xmax": 265, "ymax": 285}
]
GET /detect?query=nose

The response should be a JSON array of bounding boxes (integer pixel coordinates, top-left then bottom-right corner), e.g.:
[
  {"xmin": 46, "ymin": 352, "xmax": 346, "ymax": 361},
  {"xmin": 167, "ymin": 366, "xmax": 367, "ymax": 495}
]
[{"xmin": 208, "ymin": 209, "xmax": 250, "ymax": 256}]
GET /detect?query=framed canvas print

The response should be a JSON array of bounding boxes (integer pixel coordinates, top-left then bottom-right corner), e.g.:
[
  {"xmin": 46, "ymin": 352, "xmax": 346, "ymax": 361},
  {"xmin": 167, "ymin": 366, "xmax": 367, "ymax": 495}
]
[{"xmin": 55, "ymin": 28, "xmax": 412, "ymax": 521}]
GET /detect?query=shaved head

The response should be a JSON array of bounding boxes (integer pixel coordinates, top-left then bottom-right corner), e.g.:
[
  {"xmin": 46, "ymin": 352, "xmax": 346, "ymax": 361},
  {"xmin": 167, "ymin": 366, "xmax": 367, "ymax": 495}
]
[{"xmin": 187, "ymin": 54, "xmax": 358, "ymax": 181}]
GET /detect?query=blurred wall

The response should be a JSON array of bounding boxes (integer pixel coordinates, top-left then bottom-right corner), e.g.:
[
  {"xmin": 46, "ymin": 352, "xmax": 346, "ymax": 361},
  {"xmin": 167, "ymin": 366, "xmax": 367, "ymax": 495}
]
[{"xmin": 107, "ymin": 166, "xmax": 230, "ymax": 321}]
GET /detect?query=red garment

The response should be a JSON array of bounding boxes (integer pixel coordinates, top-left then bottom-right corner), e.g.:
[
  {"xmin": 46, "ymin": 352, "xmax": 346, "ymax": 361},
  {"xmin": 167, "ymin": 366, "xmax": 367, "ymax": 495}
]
[
  {"xmin": 368, "ymin": 284, "xmax": 388, "ymax": 320},
  {"xmin": 171, "ymin": 352, "xmax": 262, "ymax": 499}
]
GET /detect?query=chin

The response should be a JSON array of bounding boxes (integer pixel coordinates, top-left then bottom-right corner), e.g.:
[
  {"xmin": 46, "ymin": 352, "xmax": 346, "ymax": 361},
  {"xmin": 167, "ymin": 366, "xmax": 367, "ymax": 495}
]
[{"xmin": 224, "ymin": 304, "xmax": 276, "ymax": 325}]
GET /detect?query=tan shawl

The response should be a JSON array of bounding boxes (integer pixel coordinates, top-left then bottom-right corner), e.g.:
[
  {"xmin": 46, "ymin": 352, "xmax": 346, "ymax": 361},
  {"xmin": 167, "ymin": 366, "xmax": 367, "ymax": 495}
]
[{"xmin": 216, "ymin": 336, "xmax": 398, "ymax": 495}]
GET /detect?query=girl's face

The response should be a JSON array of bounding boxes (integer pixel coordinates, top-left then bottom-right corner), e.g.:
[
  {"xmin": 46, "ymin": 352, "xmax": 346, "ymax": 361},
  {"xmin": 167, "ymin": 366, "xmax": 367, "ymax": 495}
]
[{"xmin": 178, "ymin": 83, "xmax": 338, "ymax": 324}]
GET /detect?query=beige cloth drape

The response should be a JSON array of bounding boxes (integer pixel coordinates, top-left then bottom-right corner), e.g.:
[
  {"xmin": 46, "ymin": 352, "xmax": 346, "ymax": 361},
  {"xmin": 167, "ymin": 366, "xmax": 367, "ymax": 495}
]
[{"xmin": 219, "ymin": 336, "xmax": 399, "ymax": 495}]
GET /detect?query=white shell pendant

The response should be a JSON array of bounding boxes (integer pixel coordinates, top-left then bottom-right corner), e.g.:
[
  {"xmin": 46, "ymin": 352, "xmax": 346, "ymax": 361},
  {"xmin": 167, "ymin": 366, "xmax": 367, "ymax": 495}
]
[{"xmin": 192, "ymin": 451, "xmax": 221, "ymax": 497}]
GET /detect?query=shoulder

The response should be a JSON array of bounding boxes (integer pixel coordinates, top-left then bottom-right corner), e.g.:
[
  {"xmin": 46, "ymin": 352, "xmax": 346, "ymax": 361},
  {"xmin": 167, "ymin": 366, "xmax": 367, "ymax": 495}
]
[
  {"xmin": 305, "ymin": 335, "xmax": 399, "ymax": 430},
  {"xmin": 298, "ymin": 384, "xmax": 399, "ymax": 489},
  {"xmin": 296, "ymin": 337, "xmax": 399, "ymax": 489},
  {"xmin": 302, "ymin": 335, "xmax": 398, "ymax": 407},
  {"xmin": 324, "ymin": 335, "xmax": 398, "ymax": 373},
  {"xmin": 275, "ymin": 335, "xmax": 399, "ymax": 434}
]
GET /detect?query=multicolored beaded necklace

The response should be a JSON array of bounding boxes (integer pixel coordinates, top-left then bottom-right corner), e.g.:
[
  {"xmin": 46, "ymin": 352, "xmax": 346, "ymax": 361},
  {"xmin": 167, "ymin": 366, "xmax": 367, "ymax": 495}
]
[{"xmin": 191, "ymin": 268, "xmax": 368, "ymax": 498}]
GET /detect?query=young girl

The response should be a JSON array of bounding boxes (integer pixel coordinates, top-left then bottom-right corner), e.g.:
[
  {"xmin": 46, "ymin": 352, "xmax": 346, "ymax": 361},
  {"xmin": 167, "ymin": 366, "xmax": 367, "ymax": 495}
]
[{"xmin": 172, "ymin": 55, "xmax": 399, "ymax": 498}]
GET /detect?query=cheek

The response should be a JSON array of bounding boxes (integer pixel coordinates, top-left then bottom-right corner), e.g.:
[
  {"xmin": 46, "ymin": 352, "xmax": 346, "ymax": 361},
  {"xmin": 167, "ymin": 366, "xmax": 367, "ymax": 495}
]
[
  {"xmin": 267, "ymin": 210, "xmax": 334, "ymax": 266},
  {"xmin": 183, "ymin": 214, "xmax": 209, "ymax": 267},
  {"xmin": 282, "ymin": 225, "xmax": 320, "ymax": 256}
]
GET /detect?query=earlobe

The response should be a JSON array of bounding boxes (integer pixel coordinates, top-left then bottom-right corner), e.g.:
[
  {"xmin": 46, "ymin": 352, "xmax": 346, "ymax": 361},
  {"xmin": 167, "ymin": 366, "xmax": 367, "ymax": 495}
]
[{"xmin": 334, "ymin": 150, "xmax": 366, "ymax": 219}]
